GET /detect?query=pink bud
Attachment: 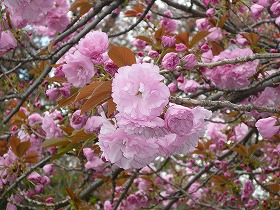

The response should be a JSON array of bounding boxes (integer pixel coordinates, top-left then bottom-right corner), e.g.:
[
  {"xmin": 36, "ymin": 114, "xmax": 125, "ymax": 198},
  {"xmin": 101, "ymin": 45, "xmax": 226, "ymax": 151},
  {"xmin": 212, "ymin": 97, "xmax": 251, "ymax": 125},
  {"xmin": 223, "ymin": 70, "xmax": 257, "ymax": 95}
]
[
  {"xmin": 206, "ymin": 8, "xmax": 215, "ymax": 18},
  {"xmin": 46, "ymin": 88, "xmax": 59, "ymax": 101},
  {"xmin": 175, "ymin": 43, "xmax": 187, "ymax": 52},
  {"xmin": 161, "ymin": 52, "xmax": 179, "ymax": 70},
  {"xmin": 182, "ymin": 54, "xmax": 198, "ymax": 70},
  {"xmin": 250, "ymin": 4, "xmax": 264, "ymax": 20},
  {"xmin": 43, "ymin": 164, "xmax": 54, "ymax": 176},
  {"xmin": 148, "ymin": 50, "xmax": 159, "ymax": 58},
  {"xmin": 162, "ymin": 35, "xmax": 176, "ymax": 48}
]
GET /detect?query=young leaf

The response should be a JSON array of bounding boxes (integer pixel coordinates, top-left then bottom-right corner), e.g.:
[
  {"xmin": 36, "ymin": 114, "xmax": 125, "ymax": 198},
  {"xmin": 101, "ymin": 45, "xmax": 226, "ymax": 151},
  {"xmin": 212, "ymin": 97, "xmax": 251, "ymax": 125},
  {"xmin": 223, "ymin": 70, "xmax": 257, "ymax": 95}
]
[
  {"xmin": 108, "ymin": 45, "xmax": 136, "ymax": 67},
  {"xmin": 41, "ymin": 138, "xmax": 70, "ymax": 148},
  {"xmin": 190, "ymin": 31, "xmax": 210, "ymax": 48},
  {"xmin": 74, "ymin": 81, "xmax": 103, "ymax": 102},
  {"xmin": 23, "ymin": 152, "xmax": 39, "ymax": 163},
  {"xmin": 9, "ymin": 135, "xmax": 20, "ymax": 157},
  {"xmin": 16, "ymin": 140, "xmax": 31, "ymax": 158}
]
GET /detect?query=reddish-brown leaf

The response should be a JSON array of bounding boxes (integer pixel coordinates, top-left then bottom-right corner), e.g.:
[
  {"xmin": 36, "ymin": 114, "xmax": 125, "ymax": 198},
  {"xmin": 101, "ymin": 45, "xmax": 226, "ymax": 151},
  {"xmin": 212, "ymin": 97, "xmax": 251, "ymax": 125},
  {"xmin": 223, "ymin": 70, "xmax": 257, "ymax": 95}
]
[
  {"xmin": 81, "ymin": 91, "xmax": 112, "ymax": 115},
  {"xmin": 70, "ymin": 0, "xmax": 89, "ymax": 12},
  {"xmin": 23, "ymin": 152, "xmax": 39, "ymax": 163},
  {"xmin": 231, "ymin": 144, "xmax": 248, "ymax": 157},
  {"xmin": 211, "ymin": 42, "xmax": 224, "ymax": 56},
  {"xmin": 154, "ymin": 27, "xmax": 165, "ymax": 41},
  {"xmin": 74, "ymin": 82, "xmax": 103, "ymax": 102},
  {"xmin": 175, "ymin": 32, "xmax": 189, "ymax": 47},
  {"xmin": 134, "ymin": 36, "xmax": 153, "ymax": 45},
  {"xmin": 0, "ymin": 140, "xmax": 8, "ymax": 156},
  {"xmin": 41, "ymin": 138, "xmax": 70, "ymax": 148},
  {"xmin": 9, "ymin": 135, "xmax": 20, "ymax": 157},
  {"xmin": 16, "ymin": 140, "xmax": 31, "ymax": 158},
  {"xmin": 218, "ymin": 15, "xmax": 228, "ymax": 28},
  {"xmin": 190, "ymin": 31, "xmax": 210, "ymax": 48},
  {"xmin": 125, "ymin": 10, "xmax": 137, "ymax": 17},
  {"xmin": 108, "ymin": 45, "xmax": 136, "ymax": 67},
  {"xmin": 65, "ymin": 187, "xmax": 75, "ymax": 200},
  {"xmin": 70, "ymin": 130, "xmax": 94, "ymax": 143},
  {"xmin": 107, "ymin": 98, "xmax": 116, "ymax": 117}
]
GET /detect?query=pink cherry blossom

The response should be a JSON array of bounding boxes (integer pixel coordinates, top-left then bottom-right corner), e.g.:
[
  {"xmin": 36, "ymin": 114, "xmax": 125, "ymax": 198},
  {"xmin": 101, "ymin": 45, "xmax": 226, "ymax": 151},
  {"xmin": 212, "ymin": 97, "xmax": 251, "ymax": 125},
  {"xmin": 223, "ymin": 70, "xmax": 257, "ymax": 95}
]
[
  {"xmin": 161, "ymin": 52, "xmax": 180, "ymax": 70},
  {"xmin": 28, "ymin": 113, "xmax": 43, "ymax": 127},
  {"xmin": 207, "ymin": 27, "xmax": 223, "ymax": 41},
  {"xmin": 181, "ymin": 54, "xmax": 198, "ymax": 70},
  {"xmin": 98, "ymin": 121, "xmax": 159, "ymax": 169},
  {"xmin": 162, "ymin": 35, "xmax": 176, "ymax": 48},
  {"xmin": 0, "ymin": 30, "xmax": 17, "ymax": 56},
  {"xmin": 160, "ymin": 11, "xmax": 177, "ymax": 33},
  {"xmin": 250, "ymin": 4, "xmax": 264, "ymax": 20},
  {"xmin": 165, "ymin": 104, "xmax": 195, "ymax": 136},
  {"xmin": 178, "ymin": 79, "xmax": 200, "ymax": 93},
  {"xmin": 241, "ymin": 181, "xmax": 254, "ymax": 201},
  {"xmin": 255, "ymin": 117, "xmax": 280, "ymax": 138},
  {"xmin": 43, "ymin": 164, "xmax": 54, "ymax": 176},
  {"xmin": 62, "ymin": 50, "xmax": 96, "ymax": 87},
  {"xmin": 41, "ymin": 113, "xmax": 63, "ymax": 139},
  {"xmin": 84, "ymin": 116, "xmax": 105, "ymax": 134},
  {"xmin": 46, "ymin": 88, "xmax": 59, "ymax": 101},
  {"xmin": 204, "ymin": 48, "xmax": 259, "ymax": 89},
  {"xmin": 175, "ymin": 43, "xmax": 187, "ymax": 52},
  {"xmin": 112, "ymin": 63, "xmax": 170, "ymax": 119},
  {"xmin": 132, "ymin": 39, "xmax": 146, "ymax": 50},
  {"xmin": 70, "ymin": 110, "xmax": 87, "ymax": 130},
  {"xmin": 116, "ymin": 113, "xmax": 168, "ymax": 138},
  {"xmin": 195, "ymin": 18, "xmax": 211, "ymax": 31},
  {"xmin": 78, "ymin": 31, "xmax": 109, "ymax": 58}
]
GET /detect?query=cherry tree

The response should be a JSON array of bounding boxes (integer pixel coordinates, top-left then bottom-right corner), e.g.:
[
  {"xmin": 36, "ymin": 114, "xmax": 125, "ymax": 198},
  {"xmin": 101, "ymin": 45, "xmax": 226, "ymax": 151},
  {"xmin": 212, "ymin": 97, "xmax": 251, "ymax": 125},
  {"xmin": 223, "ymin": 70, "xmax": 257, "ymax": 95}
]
[{"xmin": 0, "ymin": 0, "xmax": 280, "ymax": 209}]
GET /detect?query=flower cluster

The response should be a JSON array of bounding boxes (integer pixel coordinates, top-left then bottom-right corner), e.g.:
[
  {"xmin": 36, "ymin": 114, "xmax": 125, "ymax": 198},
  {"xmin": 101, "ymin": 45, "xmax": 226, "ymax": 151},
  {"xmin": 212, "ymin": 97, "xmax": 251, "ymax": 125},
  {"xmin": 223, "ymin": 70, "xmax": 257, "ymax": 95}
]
[
  {"xmin": 204, "ymin": 48, "xmax": 259, "ymax": 89},
  {"xmin": 98, "ymin": 63, "xmax": 211, "ymax": 169}
]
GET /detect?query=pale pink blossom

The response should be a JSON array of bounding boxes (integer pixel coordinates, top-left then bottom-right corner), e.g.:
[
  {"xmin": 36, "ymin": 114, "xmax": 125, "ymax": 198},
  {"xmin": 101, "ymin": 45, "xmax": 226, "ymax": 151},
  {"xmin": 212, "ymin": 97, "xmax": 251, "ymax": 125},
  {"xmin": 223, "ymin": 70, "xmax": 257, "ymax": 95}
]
[
  {"xmin": 43, "ymin": 164, "xmax": 54, "ymax": 176},
  {"xmin": 168, "ymin": 82, "xmax": 178, "ymax": 93},
  {"xmin": 104, "ymin": 60, "xmax": 118, "ymax": 76},
  {"xmin": 132, "ymin": 39, "xmax": 146, "ymax": 50},
  {"xmin": 116, "ymin": 113, "xmax": 168, "ymax": 138},
  {"xmin": 255, "ymin": 117, "xmax": 280, "ymax": 138},
  {"xmin": 83, "ymin": 148, "xmax": 103, "ymax": 170},
  {"xmin": 147, "ymin": 50, "xmax": 158, "ymax": 59},
  {"xmin": 6, "ymin": 203, "xmax": 17, "ymax": 210},
  {"xmin": 204, "ymin": 48, "xmax": 258, "ymax": 89},
  {"xmin": 162, "ymin": 52, "xmax": 180, "ymax": 70},
  {"xmin": 46, "ymin": 88, "xmax": 58, "ymax": 101},
  {"xmin": 250, "ymin": 4, "xmax": 264, "ymax": 20},
  {"xmin": 84, "ymin": 116, "xmax": 105, "ymax": 134},
  {"xmin": 160, "ymin": 11, "xmax": 177, "ymax": 33},
  {"xmin": 181, "ymin": 54, "xmax": 197, "ymax": 70},
  {"xmin": 165, "ymin": 104, "xmax": 195, "ymax": 136},
  {"xmin": 162, "ymin": 35, "xmax": 176, "ymax": 48},
  {"xmin": 178, "ymin": 79, "xmax": 200, "ymax": 93},
  {"xmin": 59, "ymin": 83, "xmax": 70, "ymax": 98},
  {"xmin": 175, "ymin": 43, "xmax": 187, "ymax": 52},
  {"xmin": 195, "ymin": 18, "xmax": 211, "ymax": 31},
  {"xmin": 207, "ymin": 27, "xmax": 223, "ymax": 41},
  {"xmin": 62, "ymin": 51, "xmax": 95, "ymax": 87},
  {"xmin": 112, "ymin": 63, "xmax": 170, "ymax": 119},
  {"xmin": 28, "ymin": 113, "xmax": 43, "ymax": 126},
  {"xmin": 206, "ymin": 8, "xmax": 215, "ymax": 18},
  {"xmin": 271, "ymin": 2, "xmax": 280, "ymax": 16},
  {"xmin": 0, "ymin": 31, "xmax": 17, "ymax": 56},
  {"xmin": 78, "ymin": 31, "xmax": 109, "ymax": 58},
  {"xmin": 41, "ymin": 113, "xmax": 63, "ymax": 139},
  {"xmin": 12, "ymin": 0, "xmax": 54, "ymax": 23},
  {"xmin": 98, "ymin": 121, "xmax": 159, "ymax": 169}
]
